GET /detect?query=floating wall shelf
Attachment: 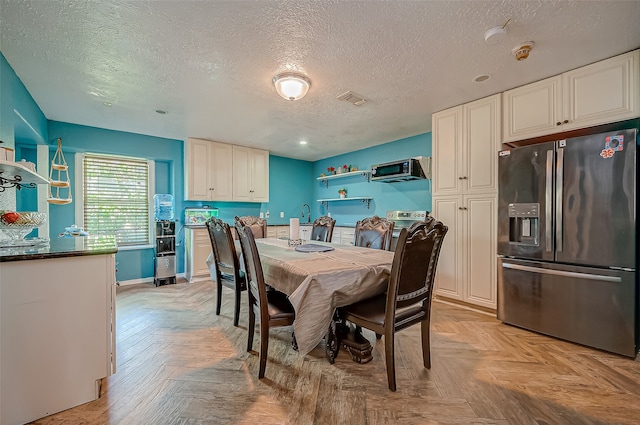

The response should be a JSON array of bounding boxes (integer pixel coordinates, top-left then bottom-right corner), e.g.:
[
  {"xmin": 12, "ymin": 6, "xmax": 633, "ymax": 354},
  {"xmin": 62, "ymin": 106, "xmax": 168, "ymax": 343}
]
[
  {"xmin": 317, "ymin": 170, "xmax": 371, "ymax": 187},
  {"xmin": 317, "ymin": 197, "xmax": 372, "ymax": 209},
  {"xmin": 0, "ymin": 160, "xmax": 50, "ymax": 191}
]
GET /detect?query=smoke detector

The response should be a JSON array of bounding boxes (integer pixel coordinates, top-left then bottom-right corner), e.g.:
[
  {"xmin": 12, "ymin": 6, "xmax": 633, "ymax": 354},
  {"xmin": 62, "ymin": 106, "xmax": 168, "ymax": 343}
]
[
  {"xmin": 484, "ymin": 19, "xmax": 510, "ymax": 45},
  {"xmin": 484, "ymin": 26, "xmax": 507, "ymax": 44},
  {"xmin": 512, "ymin": 42, "xmax": 535, "ymax": 61}
]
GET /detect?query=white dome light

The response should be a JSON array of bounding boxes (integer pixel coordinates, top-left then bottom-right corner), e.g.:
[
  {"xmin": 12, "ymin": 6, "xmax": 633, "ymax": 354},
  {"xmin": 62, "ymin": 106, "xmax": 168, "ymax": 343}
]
[{"xmin": 273, "ymin": 72, "xmax": 311, "ymax": 101}]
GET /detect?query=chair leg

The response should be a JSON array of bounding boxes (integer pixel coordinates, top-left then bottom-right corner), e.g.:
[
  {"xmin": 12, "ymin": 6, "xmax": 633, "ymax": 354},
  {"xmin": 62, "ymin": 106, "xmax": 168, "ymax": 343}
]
[
  {"xmin": 215, "ymin": 280, "xmax": 222, "ymax": 316},
  {"xmin": 247, "ymin": 307, "xmax": 255, "ymax": 352},
  {"xmin": 258, "ymin": 320, "xmax": 269, "ymax": 379},
  {"xmin": 421, "ymin": 319, "xmax": 431, "ymax": 369},
  {"xmin": 385, "ymin": 331, "xmax": 397, "ymax": 392},
  {"xmin": 233, "ymin": 289, "xmax": 241, "ymax": 327}
]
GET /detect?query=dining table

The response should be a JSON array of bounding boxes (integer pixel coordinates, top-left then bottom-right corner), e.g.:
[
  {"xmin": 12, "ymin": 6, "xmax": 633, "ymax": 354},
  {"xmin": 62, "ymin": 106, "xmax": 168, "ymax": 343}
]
[{"xmin": 247, "ymin": 238, "xmax": 395, "ymax": 362}]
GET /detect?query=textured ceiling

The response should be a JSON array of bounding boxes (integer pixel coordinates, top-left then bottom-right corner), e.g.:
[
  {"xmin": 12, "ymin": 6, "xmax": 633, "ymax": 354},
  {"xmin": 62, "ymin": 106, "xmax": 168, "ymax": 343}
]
[{"xmin": 1, "ymin": 0, "xmax": 640, "ymax": 161}]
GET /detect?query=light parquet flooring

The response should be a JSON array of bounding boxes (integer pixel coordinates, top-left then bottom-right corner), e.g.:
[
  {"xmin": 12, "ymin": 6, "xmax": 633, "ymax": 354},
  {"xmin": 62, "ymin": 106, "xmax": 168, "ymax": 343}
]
[{"xmin": 30, "ymin": 280, "xmax": 640, "ymax": 425}]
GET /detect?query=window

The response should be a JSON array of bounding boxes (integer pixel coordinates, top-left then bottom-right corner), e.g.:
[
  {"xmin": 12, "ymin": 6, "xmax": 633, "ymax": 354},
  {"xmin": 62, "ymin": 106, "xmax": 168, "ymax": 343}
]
[{"xmin": 76, "ymin": 153, "xmax": 154, "ymax": 247}]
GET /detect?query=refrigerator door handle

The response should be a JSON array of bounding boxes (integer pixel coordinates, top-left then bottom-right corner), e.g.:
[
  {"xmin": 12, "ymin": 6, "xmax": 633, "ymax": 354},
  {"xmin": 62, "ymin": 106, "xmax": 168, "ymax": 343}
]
[
  {"xmin": 555, "ymin": 146, "xmax": 564, "ymax": 252},
  {"xmin": 545, "ymin": 150, "xmax": 553, "ymax": 252},
  {"xmin": 501, "ymin": 262, "xmax": 622, "ymax": 282}
]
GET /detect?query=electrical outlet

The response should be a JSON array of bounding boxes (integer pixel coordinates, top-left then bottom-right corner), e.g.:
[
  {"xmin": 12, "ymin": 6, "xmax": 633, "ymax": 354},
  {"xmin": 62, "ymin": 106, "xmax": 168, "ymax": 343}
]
[
  {"xmin": 259, "ymin": 212, "xmax": 264, "ymax": 219},
  {"xmin": 280, "ymin": 211, "xmax": 284, "ymax": 218},
  {"xmin": 265, "ymin": 211, "xmax": 270, "ymax": 219}
]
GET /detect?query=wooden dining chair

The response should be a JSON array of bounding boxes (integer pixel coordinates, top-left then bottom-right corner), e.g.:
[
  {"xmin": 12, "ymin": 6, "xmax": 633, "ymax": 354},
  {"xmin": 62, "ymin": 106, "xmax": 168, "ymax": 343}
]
[
  {"xmin": 310, "ymin": 215, "xmax": 336, "ymax": 242},
  {"xmin": 206, "ymin": 217, "xmax": 246, "ymax": 327},
  {"xmin": 235, "ymin": 215, "xmax": 267, "ymax": 239},
  {"xmin": 236, "ymin": 224, "xmax": 296, "ymax": 379},
  {"xmin": 354, "ymin": 215, "xmax": 395, "ymax": 250},
  {"xmin": 341, "ymin": 217, "xmax": 448, "ymax": 391}
]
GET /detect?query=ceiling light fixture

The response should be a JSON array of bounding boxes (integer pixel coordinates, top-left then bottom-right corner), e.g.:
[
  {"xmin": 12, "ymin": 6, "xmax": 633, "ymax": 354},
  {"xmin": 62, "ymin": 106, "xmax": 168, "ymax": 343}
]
[
  {"xmin": 272, "ymin": 72, "xmax": 311, "ymax": 101},
  {"xmin": 299, "ymin": 140, "xmax": 308, "ymax": 145}
]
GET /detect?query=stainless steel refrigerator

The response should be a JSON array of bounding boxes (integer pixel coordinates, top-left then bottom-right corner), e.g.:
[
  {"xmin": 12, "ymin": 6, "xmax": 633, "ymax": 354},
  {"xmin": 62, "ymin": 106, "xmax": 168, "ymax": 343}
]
[{"xmin": 497, "ymin": 128, "xmax": 638, "ymax": 357}]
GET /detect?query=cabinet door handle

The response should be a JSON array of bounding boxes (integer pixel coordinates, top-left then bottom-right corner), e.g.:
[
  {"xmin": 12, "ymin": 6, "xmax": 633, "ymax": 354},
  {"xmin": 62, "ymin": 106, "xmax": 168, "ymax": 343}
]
[
  {"xmin": 463, "ymin": 176, "xmax": 468, "ymax": 179},
  {"xmin": 563, "ymin": 119, "xmax": 569, "ymax": 124},
  {"xmin": 458, "ymin": 207, "xmax": 468, "ymax": 210},
  {"xmin": 556, "ymin": 121, "xmax": 562, "ymax": 126}
]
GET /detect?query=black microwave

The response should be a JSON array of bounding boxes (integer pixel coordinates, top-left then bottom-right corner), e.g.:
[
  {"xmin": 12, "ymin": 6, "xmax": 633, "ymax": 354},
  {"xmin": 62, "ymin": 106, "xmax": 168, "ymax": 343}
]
[{"xmin": 371, "ymin": 157, "xmax": 427, "ymax": 182}]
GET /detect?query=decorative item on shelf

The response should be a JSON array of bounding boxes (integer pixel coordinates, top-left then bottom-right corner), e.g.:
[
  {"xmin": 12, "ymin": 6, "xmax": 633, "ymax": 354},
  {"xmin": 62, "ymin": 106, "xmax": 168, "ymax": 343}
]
[
  {"xmin": 352, "ymin": 166, "xmax": 358, "ymax": 172},
  {"xmin": 47, "ymin": 138, "xmax": 72, "ymax": 205},
  {"xmin": 327, "ymin": 166, "xmax": 336, "ymax": 175},
  {"xmin": 343, "ymin": 164, "xmax": 350, "ymax": 173},
  {"xmin": 320, "ymin": 173, "xmax": 326, "ymax": 177},
  {"xmin": 338, "ymin": 188, "xmax": 347, "ymax": 199}
]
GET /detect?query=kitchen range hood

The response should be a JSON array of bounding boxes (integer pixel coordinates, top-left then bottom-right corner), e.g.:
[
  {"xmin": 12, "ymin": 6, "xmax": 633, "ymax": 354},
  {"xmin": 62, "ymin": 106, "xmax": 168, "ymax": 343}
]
[{"xmin": 371, "ymin": 156, "xmax": 431, "ymax": 182}]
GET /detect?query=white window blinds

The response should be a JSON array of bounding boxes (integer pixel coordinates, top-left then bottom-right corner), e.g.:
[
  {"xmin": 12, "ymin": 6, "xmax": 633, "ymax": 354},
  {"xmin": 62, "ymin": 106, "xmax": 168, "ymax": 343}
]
[{"xmin": 82, "ymin": 154, "xmax": 151, "ymax": 246}]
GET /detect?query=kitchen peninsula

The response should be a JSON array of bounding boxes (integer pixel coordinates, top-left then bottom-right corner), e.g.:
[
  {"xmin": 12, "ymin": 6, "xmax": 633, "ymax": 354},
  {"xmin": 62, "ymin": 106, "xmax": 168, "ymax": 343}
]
[{"xmin": 0, "ymin": 236, "xmax": 117, "ymax": 425}]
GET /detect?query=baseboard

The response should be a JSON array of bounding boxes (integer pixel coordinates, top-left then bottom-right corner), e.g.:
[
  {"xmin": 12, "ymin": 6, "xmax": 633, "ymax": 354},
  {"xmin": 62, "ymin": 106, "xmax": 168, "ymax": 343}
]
[
  {"xmin": 118, "ymin": 272, "xmax": 188, "ymax": 286},
  {"xmin": 434, "ymin": 296, "xmax": 497, "ymax": 317}
]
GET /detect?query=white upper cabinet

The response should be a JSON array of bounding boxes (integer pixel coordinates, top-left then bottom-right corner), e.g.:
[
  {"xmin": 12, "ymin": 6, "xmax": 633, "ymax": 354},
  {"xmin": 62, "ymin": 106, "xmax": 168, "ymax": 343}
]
[
  {"xmin": 185, "ymin": 139, "xmax": 268, "ymax": 202},
  {"xmin": 432, "ymin": 94, "xmax": 501, "ymax": 196},
  {"xmin": 185, "ymin": 138, "xmax": 233, "ymax": 201},
  {"xmin": 232, "ymin": 145, "xmax": 269, "ymax": 202},
  {"xmin": 503, "ymin": 49, "xmax": 639, "ymax": 142}
]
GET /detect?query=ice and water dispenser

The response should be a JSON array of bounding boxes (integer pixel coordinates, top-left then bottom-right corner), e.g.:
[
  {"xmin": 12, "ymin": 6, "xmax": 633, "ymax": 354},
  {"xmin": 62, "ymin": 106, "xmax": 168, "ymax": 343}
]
[{"xmin": 508, "ymin": 203, "xmax": 540, "ymax": 246}]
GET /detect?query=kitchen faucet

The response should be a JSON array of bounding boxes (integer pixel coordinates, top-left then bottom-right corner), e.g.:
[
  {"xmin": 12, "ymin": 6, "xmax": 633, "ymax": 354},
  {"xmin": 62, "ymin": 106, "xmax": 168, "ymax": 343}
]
[{"xmin": 301, "ymin": 203, "xmax": 311, "ymax": 223}]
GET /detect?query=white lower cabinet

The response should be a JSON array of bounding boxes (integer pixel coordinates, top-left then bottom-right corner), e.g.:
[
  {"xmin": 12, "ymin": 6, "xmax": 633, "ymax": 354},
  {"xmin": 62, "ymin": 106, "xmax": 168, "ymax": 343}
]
[
  {"xmin": 267, "ymin": 225, "xmax": 290, "ymax": 239},
  {"xmin": 185, "ymin": 227, "xmax": 212, "ymax": 281},
  {"xmin": 331, "ymin": 226, "xmax": 355, "ymax": 246},
  {"xmin": 432, "ymin": 194, "xmax": 497, "ymax": 310},
  {"xmin": 300, "ymin": 225, "xmax": 312, "ymax": 241},
  {"xmin": 1, "ymin": 254, "xmax": 116, "ymax": 425}
]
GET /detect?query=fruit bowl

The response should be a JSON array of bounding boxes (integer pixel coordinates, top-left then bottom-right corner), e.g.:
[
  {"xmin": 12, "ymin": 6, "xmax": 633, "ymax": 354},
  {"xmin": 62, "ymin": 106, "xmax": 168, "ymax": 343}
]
[{"xmin": 0, "ymin": 212, "xmax": 47, "ymax": 240}]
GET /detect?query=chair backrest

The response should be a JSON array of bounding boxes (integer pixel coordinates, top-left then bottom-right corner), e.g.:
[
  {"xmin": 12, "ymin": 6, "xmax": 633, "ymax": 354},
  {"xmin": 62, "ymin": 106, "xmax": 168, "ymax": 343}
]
[
  {"xmin": 206, "ymin": 217, "xmax": 242, "ymax": 282},
  {"xmin": 235, "ymin": 215, "xmax": 267, "ymax": 239},
  {"xmin": 236, "ymin": 223, "xmax": 269, "ymax": 322},
  {"xmin": 386, "ymin": 217, "xmax": 448, "ymax": 315},
  {"xmin": 354, "ymin": 215, "xmax": 395, "ymax": 250},
  {"xmin": 310, "ymin": 215, "xmax": 336, "ymax": 242}
]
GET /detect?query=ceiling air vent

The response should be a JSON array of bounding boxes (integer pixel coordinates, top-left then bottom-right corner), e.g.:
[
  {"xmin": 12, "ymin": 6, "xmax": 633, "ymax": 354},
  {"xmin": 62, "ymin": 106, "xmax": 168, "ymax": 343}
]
[{"xmin": 336, "ymin": 91, "xmax": 367, "ymax": 106}]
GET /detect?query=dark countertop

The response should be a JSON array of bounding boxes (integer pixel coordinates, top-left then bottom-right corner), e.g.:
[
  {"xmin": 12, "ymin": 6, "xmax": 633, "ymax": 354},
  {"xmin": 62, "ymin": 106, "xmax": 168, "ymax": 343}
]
[{"xmin": 0, "ymin": 235, "xmax": 118, "ymax": 262}]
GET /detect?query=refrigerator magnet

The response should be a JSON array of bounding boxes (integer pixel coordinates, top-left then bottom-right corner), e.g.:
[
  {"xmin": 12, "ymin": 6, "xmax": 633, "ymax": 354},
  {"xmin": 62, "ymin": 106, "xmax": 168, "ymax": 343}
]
[
  {"xmin": 605, "ymin": 135, "xmax": 624, "ymax": 151},
  {"xmin": 600, "ymin": 148, "xmax": 615, "ymax": 158}
]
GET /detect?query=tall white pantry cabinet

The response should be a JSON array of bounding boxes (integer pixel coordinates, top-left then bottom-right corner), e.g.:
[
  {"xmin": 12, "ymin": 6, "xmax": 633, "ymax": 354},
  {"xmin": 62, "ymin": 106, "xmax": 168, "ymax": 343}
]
[{"xmin": 432, "ymin": 94, "xmax": 501, "ymax": 310}]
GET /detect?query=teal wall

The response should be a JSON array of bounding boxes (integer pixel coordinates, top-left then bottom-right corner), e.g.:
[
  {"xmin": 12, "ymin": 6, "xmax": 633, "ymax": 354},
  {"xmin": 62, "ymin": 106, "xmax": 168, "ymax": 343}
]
[
  {"xmin": 0, "ymin": 53, "xmax": 48, "ymax": 147},
  {"xmin": 313, "ymin": 133, "xmax": 432, "ymax": 226},
  {"xmin": 1, "ymin": 51, "xmax": 433, "ymax": 282}
]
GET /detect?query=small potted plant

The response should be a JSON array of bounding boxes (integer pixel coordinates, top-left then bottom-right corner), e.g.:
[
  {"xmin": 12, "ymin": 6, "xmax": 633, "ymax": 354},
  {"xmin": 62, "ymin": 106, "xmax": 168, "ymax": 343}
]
[
  {"xmin": 327, "ymin": 166, "xmax": 335, "ymax": 175},
  {"xmin": 342, "ymin": 164, "xmax": 349, "ymax": 173},
  {"xmin": 338, "ymin": 188, "xmax": 347, "ymax": 198}
]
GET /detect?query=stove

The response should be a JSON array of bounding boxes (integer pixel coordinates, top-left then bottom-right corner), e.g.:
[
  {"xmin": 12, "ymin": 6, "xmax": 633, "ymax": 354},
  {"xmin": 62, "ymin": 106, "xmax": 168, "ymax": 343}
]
[
  {"xmin": 386, "ymin": 210, "xmax": 429, "ymax": 230},
  {"xmin": 386, "ymin": 210, "xmax": 429, "ymax": 250}
]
